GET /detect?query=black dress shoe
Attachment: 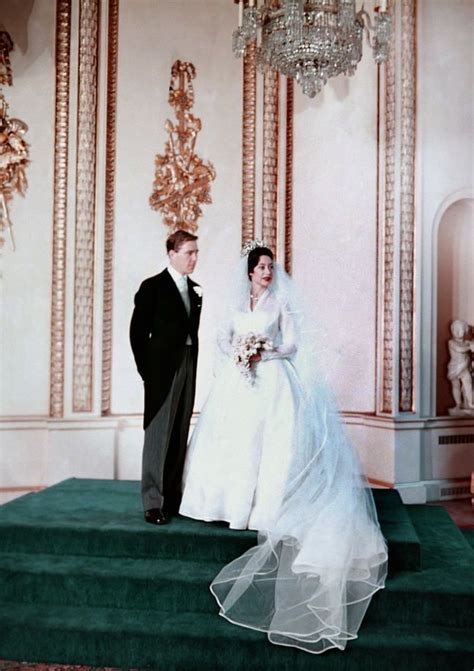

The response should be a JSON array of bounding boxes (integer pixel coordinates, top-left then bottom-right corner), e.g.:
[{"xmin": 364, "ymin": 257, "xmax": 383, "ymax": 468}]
[{"xmin": 144, "ymin": 508, "xmax": 168, "ymax": 525}]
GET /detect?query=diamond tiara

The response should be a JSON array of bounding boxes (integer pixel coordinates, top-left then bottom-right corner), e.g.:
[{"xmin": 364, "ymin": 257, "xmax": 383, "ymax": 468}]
[{"xmin": 240, "ymin": 239, "xmax": 268, "ymax": 258}]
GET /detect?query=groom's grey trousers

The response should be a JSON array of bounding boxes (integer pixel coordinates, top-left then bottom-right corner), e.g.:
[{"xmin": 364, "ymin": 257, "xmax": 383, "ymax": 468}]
[{"xmin": 141, "ymin": 346, "xmax": 194, "ymax": 512}]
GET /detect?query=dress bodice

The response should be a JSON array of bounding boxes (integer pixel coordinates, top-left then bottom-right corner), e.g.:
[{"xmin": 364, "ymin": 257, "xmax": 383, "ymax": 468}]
[
  {"xmin": 218, "ymin": 290, "xmax": 297, "ymax": 360},
  {"xmin": 233, "ymin": 292, "xmax": 281, "ymax": 341}
]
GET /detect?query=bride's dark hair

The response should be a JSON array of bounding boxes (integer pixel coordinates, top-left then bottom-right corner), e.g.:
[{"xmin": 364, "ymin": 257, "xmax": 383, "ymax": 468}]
[{"xmin": 247, "ymin": 246, "xmax": 274, "ymax": 278}]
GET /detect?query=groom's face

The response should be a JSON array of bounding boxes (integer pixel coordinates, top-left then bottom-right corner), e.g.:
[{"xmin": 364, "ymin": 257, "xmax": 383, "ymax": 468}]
[{"xmin": 169, "ymin": 240, "xmax": 199, "ymax": 276}]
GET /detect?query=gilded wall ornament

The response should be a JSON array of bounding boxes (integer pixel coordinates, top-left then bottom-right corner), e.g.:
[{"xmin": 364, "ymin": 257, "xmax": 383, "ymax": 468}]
[
  {"xmin": 0, "ymin": 31, "xmax": 14, "ymax": 86},
  {"xmin": 149, "ymin": 60, "xmax": 216, "ymax": 233},
  {"xmin": 0, "ymin": 93, "xmax": 30, "ymax": 250}
]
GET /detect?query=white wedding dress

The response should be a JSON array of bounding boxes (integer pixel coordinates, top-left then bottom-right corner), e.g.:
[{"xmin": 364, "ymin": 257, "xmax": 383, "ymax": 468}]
[
  {"xmin": 180, "ymin": 289, "xmax": 300, "ymax": 530},
  {"xmin": 179, "ymin": 261, "xmax": 388, "ymax": 654}
]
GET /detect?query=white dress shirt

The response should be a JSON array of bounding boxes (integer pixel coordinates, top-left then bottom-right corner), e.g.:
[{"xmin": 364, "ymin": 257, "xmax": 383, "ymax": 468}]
[{"xmin": 167, "ymin": 265, "xmax": 192, "ymax": 344}]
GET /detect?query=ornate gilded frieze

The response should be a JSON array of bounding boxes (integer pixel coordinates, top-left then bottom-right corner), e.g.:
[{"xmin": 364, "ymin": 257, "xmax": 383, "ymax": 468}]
[{"xmin": 149, "ymin": 61, "xmax": 216, "ymax": 233}]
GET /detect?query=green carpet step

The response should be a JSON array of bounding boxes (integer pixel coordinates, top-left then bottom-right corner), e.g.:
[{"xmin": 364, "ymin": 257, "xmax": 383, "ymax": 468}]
[
  {"xmin": 0, "ymin": 552, "xmax": 219, "ymax": 614},
  {"xmin": 462, "ymin": 529, "xmax": 474, "ymax": 548},
  {"xmin": 372, "ymin": 489, "xmax": 421, "ymax": 571},
  {"xmin": 0, "ymin": 603, "xmax": 471, "ymax": 671},
  {"xmin": 367, "ymin": 566, "xmax": 473, "ymax": 629},
  {"xmin": 0, "ymin": 478, "xmax": 421, "ymax": 572},
  {"xmin": 0, "ymin": 479, "xmax": 257, "ymax": 563},
  {"xmin": 366, "ymin": 503, "xmax": 474, "ymax": 630},
  {"xmin": 0, "ymin": 550, "xmax": 471, "ymax": 629},
  {"xmin": 406, "ymin": 504, "xmax": 474, "ymax": 570}
]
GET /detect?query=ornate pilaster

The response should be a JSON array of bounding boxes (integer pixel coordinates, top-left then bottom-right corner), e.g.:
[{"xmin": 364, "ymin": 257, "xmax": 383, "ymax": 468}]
[
  {"xmin": 72, "ymin": 0, "xmax": 100, "ymax": 412},
  {"xmin": 381, "ymin": 2, "xmax": 396, "ymax": 414},
  {"xmin": 284, "ymin": 77, "xmax": 293, "ymax": 274},
  {"xmin": 49, "ymin": 0, "xmax": 72, "ymax": 418},
  {"xmin": 379, "ymin": 0, "xmax": 417, "ymax": 415},
  {"xmin": 398, "ymin": 0, "xmax": 417, "ymax": 412},
  {"xmin": 262, "ymin": 69, "xmax": 279, "ymax": 253},
  {"xmin": 101, "ymin": 0, "xmax": 119, "ymax": 416},
  {"xmin": 241, "ymin": 41, "xmax": 257, "ymax": 244}
]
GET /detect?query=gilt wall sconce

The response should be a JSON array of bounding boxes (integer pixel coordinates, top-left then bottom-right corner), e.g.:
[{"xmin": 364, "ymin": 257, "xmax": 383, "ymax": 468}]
[{"xmin": 149, "ymin": 60, "xmax": 216, "ymax": 233}]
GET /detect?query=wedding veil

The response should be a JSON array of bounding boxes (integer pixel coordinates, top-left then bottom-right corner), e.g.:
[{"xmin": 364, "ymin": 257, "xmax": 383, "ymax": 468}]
[{"xmin": 209, "ymin": 254, "xmax": 388, "ymax": 654}]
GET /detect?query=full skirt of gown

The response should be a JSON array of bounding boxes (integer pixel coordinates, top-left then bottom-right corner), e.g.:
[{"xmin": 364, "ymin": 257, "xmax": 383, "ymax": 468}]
[
  {"xmin": 179, "ymin": 288, "xmax": 387, "ymax": 654},
  {"xmin": 180, "ymin": 353, "xmax": 300, "ymax": 531}
]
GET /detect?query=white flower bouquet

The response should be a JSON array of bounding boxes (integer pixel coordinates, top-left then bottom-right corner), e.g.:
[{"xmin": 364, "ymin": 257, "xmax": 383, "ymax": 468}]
[{"xmin": 233, "ymin": 332, "xmax": 274, "ymax": 384}]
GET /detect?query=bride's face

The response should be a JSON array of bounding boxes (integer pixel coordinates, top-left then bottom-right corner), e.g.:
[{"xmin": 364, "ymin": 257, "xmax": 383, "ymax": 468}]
[{"xmin": 250, "ymin": 255, "xmax": 273, "ymax": 291}]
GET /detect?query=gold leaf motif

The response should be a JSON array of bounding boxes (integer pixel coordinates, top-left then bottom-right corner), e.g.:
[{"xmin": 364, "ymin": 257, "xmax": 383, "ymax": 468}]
[
  {"xmin": 0, "ymin": 91, "xmax": 30, "ymax": 250},
  {"xmin": 149, "ymin": 60, "xmax": 216, "ymax": 233}
]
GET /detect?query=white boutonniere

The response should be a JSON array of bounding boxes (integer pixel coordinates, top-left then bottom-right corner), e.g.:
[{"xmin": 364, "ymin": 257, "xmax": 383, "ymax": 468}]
[{"xmin": 193, "ymin": 286, "xmax": 203, "ymax": 298}]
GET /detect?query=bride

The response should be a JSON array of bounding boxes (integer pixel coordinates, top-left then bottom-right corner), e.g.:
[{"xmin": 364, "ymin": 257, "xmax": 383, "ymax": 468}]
[{"xmin": 179, "ymin": 241, "xmax": 388, "ymax": 654}]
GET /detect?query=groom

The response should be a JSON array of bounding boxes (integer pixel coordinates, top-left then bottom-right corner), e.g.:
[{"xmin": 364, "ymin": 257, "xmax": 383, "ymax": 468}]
[{"xmin": 130, "ymin": 229, "xmax": 201, "ymax": 525}]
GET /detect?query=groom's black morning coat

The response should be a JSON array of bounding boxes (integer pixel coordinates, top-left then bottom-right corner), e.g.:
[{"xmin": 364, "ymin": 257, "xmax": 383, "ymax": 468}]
[{"xmin": 130, "ymin": 269, "xmax": 202, "ymax": 429}]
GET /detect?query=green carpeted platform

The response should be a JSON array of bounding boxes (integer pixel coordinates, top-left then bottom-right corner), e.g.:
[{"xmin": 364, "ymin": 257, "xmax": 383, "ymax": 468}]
[{"xmin": 0, "ymin": 478, "xmax": 472, "ymax": 670}]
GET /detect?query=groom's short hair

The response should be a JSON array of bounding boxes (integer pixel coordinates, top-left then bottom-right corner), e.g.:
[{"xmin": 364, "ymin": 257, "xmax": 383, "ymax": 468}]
[{"xmin": 166, "ymin": 229, "xmax": 198, "ymax": 253}]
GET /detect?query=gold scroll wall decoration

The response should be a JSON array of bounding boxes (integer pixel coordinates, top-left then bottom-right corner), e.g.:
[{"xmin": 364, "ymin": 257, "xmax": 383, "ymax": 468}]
[
  {"xmin": 0, "ymin": 32, "xmax": 30, "ymax": 251},
  {"xmin": 150, "ymin": 60, "xmax": 216, "ymax": 233},
  {"xmin": 0, "ymin": 31, "xmax": 14, "ymax": 86}
]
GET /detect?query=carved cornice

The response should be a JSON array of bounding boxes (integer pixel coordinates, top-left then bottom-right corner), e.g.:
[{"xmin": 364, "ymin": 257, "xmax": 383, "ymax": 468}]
[
  {"xmin": 72, "ymin": 0, "xmax": 100, "ymax": 413},
  {"xmin": 49, "ymin": 0, "xmax": 71, "ymax": 418},
  {"xmin": 241, "ymin": 40, "xmax": 257, "ymax": 244},
  {"xmin": 101, "ymin": 0, "xmax": 119, "ymax": 416}
]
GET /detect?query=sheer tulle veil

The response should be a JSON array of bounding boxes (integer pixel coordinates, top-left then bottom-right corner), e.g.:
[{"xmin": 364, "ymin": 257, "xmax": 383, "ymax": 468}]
[{"xmin": 209, "ymin": 251, "xmax": 388, "ymax": 654}]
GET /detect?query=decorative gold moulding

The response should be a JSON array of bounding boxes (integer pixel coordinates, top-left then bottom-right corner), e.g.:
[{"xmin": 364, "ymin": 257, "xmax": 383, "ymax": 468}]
[
  {"xmin": 150, "ymin": 60, "xmax": 216, "ymax": 234},
  {"xmin": 0, "ymin": 92, "xmax": 30, "ymax": 250},
  {"xmin": 0, "ymin": 31, "xmax": 14, "ymax": 87}
]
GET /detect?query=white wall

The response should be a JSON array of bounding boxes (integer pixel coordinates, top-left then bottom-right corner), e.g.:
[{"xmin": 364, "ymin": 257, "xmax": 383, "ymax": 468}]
[
  {"xmin": 0, "ymin": 0, "xmax": 55, "ymax": 416},
  {"xmin": 292, "ymin": 19, "xmax": 378, "ymax": 413}
]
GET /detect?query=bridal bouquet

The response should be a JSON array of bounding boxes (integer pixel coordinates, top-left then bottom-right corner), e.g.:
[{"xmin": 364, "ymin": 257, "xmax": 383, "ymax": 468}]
[{"xmin": 233, "ymin": 332, "xmax": 274, "ymax": 385}]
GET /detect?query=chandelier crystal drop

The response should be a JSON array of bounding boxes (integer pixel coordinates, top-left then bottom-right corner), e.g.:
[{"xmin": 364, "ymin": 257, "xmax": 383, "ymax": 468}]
[{"xmin": 232, "ymin": 0, "xmax": 392, "ymax": 98}]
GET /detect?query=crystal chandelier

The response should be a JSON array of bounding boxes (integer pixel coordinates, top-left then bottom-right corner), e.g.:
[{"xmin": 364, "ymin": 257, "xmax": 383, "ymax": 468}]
[{"xmin": 232, "ymin": 0, "xmax": 392, "ymax": 98}]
